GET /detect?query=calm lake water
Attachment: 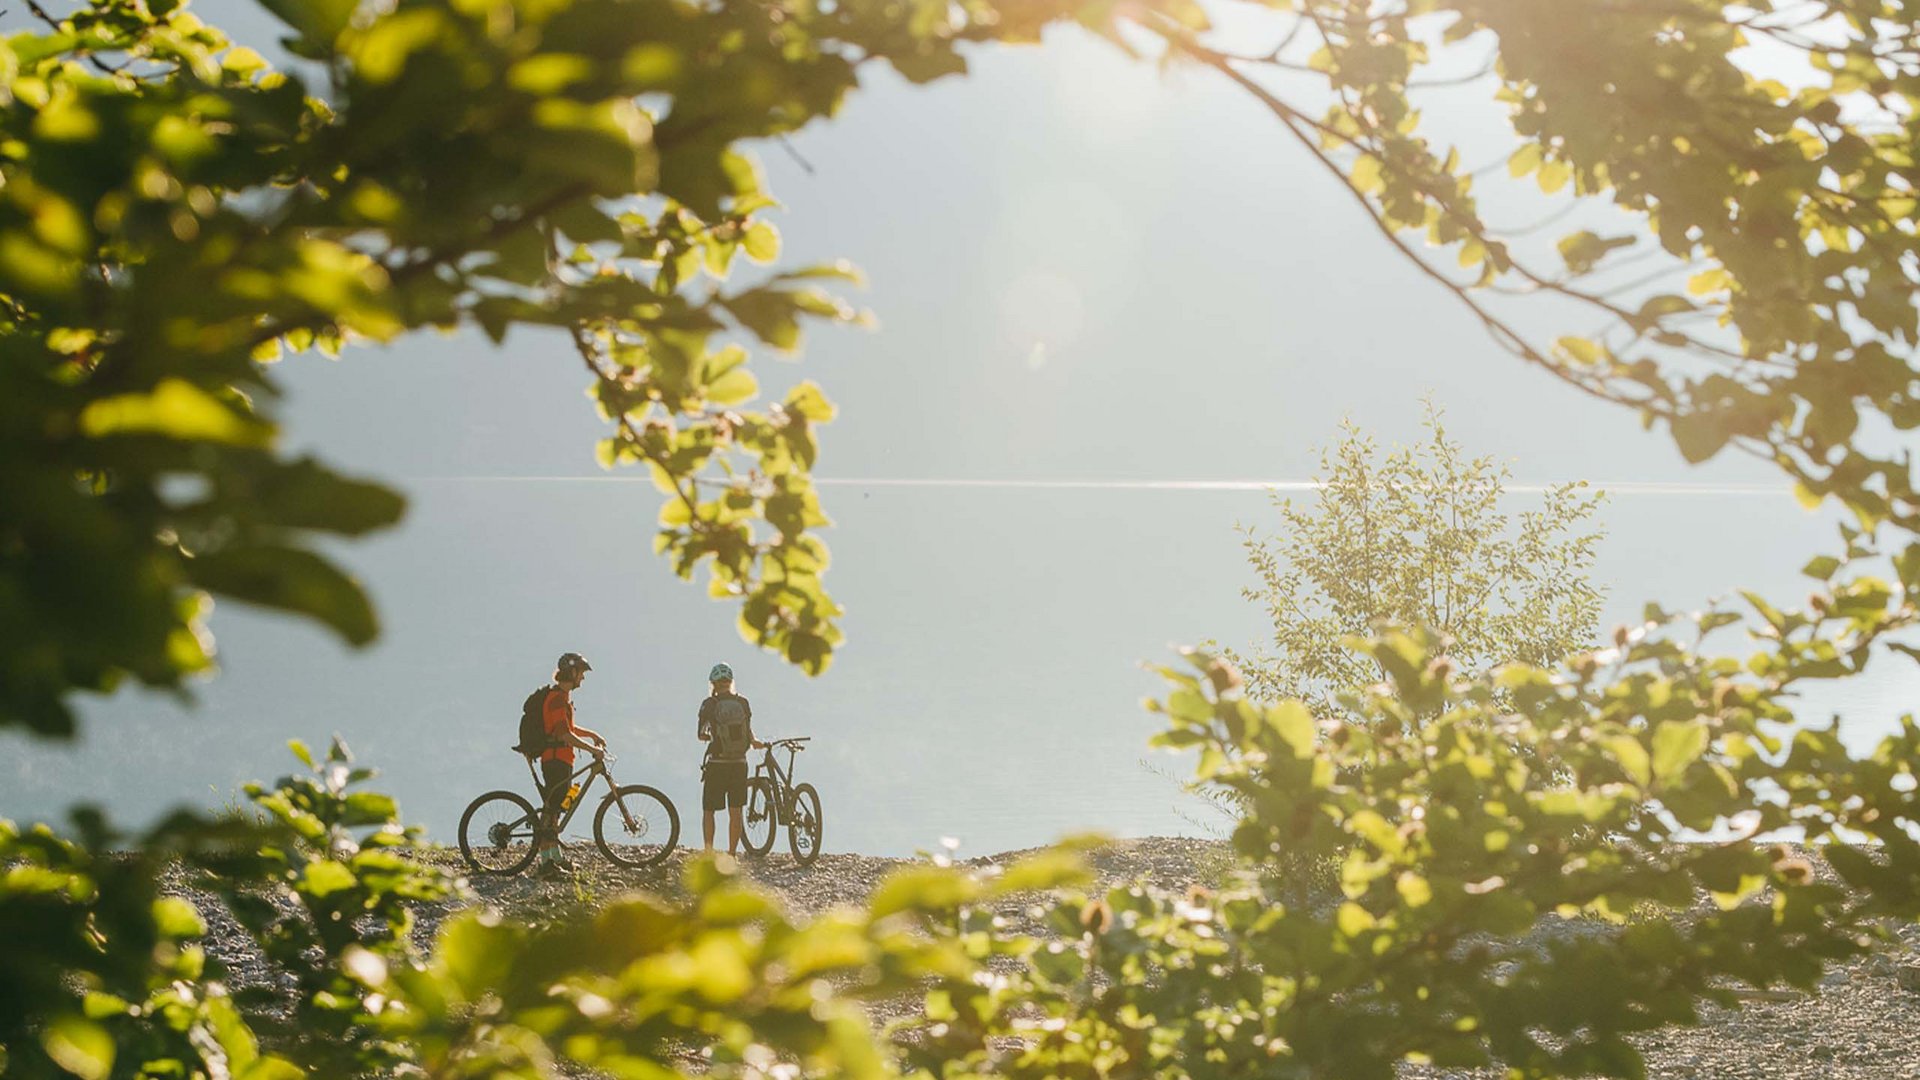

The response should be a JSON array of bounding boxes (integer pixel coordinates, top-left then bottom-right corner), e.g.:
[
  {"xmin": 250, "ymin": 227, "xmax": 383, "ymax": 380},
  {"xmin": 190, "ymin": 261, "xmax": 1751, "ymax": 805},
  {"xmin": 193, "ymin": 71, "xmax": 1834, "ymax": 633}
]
[{"xmin": 5, "ymin": 480, "xmax": 1911, "ymax": 857}]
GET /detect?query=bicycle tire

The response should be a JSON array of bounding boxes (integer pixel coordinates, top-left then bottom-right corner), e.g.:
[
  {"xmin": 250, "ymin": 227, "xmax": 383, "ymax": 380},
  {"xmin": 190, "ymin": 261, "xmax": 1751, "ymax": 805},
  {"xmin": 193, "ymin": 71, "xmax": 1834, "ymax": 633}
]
[
  {"xmin": 787, "ymin": 782, "xmax": 823, "ymax": 867},
  {"xmin": 458, "ymin": 790, "xmax": 540, "ymax": 876},
  {"xmin": 594, "ymin": 784, "xmax": 680, "ymax": 869},
  {"xmin": 741, "ymin": 776, "xmax": 777, "ymax": 856}
]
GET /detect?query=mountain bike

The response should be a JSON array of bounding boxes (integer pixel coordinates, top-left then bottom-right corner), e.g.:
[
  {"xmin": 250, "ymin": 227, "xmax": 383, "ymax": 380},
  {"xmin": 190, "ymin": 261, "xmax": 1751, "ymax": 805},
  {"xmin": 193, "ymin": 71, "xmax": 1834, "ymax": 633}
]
[
  {"xmin": 738, "ymin": 737, "xmax": 823, "ymax": 866},
  {"xmin": 457, "ymin": 750, "xmax": 679, "ymax": 874}
]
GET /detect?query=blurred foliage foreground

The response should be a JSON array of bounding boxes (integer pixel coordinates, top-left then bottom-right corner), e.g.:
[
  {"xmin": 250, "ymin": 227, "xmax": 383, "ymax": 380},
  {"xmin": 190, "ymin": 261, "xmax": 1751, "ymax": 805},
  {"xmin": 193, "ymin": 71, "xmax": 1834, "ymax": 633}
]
[{"xmin": 15, "ymin": 591, "xmax": 1920, "ymax": 1080}]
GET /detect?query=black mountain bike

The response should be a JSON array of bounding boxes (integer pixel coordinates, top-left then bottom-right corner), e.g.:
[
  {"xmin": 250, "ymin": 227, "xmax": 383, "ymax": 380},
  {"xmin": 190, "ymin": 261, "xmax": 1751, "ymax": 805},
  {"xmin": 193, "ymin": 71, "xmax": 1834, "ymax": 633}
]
[
  {"xmin": 458, "ymin": 751, "xmax": 679, "ymax": 874},
  {"xmin": 738, "ymin": 737, "xmax": 823, "ymax": 866}
]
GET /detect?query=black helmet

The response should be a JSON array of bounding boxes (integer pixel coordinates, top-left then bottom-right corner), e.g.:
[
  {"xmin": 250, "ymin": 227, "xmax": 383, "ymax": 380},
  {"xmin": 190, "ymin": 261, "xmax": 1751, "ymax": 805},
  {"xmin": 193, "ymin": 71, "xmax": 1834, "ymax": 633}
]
[{"xmin": 557, "ymin": 652, "xmax": 592, "ymax": 676}]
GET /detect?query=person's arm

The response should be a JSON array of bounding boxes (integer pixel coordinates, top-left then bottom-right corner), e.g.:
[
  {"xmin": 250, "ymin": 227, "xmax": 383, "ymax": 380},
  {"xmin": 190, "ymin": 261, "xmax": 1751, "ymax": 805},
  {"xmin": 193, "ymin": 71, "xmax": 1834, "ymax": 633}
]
[
  {"xmin": 560, "ymin": 730, "xmax": 602, "ymax": 755},
  {"xmin": 573, "ymin": 724, "xmax": 606, "ymax": 747},
  {"xmin": 696, "ymin": 699, "xmax": 712, "ymax": 742}
]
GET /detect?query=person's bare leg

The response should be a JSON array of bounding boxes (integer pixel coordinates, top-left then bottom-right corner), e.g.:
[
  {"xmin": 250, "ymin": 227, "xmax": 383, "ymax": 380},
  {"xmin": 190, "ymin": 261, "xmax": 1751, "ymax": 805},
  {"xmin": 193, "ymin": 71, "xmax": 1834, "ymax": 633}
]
[
  {"xmin": 703, "ymin": 810, "xmax": 717, "ymax": 851},
  {"xmin": 727, "ymin": 805, "xmax": 745, "ymax": 855}
]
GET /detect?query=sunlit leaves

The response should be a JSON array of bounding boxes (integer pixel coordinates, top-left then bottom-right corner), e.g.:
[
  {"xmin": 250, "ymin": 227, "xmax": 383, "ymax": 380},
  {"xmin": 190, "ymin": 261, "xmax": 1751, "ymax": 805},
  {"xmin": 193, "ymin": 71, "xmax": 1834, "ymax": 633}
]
[
  {"xmin": 1122, "ymin": 566, "xmax": 1920, "ymax": 1077},
  {"xmin": 0, "ymin": 805, "xmax": 301, "ymax": 1079},
  {"xmin": 78, "ymin": 379, "xmax": 274, "ymax": 446},
  {"xmin": 1555, "ymin": 230, "xmax": 1634, "ymax": 275},
  {"xmin": 1170, "ymin": 0, "xmax": 1920, "ymax": 650},
  {"xmin": 40, "ymin": 1016, "xmax": 113, "ymax": 1080},
  {"xmin": 2, "ymin": 0, "xmax": 1057, "ymax": 732}
]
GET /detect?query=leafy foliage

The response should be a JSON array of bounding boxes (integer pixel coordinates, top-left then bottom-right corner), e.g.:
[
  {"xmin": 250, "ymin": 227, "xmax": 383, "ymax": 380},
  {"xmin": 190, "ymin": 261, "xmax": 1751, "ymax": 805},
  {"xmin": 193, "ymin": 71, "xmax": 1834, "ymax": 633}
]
[
  {"xmin": 0, "ymin": 739, "xmax": 1100, "ymax": 1080},
  {"xmin": 1121, "ymin": 0, "xmax": 1920, "ymax": 740},
  {"xmin": 0, "ymin": 809, "xmax": 300, "ymax": 1080},
  {"xmin": 18, "ymin": 1, "xmax": 1920, "ymax": 1078},
  {"xmin": 1, "ymin": 0, "xmax": 1208, "ymax": 734},
  {"xmin": 1073, "ymin": 576, "xmax": 1920, "ymax": 1078},
  {"xmin": 211, "ymin": 736, "xmax": 455, "ymax": 1074},
  {"xmin": 1232, "ymin": 405, "xmax": 1605, "ymax": 712}
]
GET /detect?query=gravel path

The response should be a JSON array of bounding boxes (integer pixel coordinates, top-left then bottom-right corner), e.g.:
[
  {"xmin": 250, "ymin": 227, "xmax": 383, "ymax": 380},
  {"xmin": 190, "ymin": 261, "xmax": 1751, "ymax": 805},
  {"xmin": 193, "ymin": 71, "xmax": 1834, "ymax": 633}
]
[{"xmin": 174, "ymin": 838, "xmax": 1920, "ymax": 1078}]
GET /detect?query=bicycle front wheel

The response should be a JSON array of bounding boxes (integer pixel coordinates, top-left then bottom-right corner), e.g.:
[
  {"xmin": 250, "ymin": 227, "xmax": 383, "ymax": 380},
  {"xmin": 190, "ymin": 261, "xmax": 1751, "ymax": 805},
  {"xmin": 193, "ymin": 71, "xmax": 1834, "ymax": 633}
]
[
  {"xmin": 787, "ymin": 782, "xmax": 823, "ymax": 867},
  {"xmin": 458, "ymin": 790, "xmax": 540, "ymax": 876},
  {"xmin": 594, "ymin": 784, "xmax": 680, "ymax": 869},
  {"xmin": 741, "ymin": 776, "xmax": 777, "ymax": 856}
]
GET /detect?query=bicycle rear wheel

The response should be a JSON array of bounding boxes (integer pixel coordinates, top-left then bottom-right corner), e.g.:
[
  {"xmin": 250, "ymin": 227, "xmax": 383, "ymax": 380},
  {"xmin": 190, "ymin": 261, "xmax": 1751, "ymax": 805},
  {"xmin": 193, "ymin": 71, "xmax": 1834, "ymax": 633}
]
[
  {"xmin": 594, "ymin": 784, "xmax": 680, "ymax": 869},
  {"xmin": 458, "ymin": 790, "xmax": 540, "ymax": 875},
  {"xmin": 741, "ymin": 777, "xmax": 777, "ymax": 856},
  {"xmin": 787, "ymin": 782, "xmax": 823, "ymax": 867}
]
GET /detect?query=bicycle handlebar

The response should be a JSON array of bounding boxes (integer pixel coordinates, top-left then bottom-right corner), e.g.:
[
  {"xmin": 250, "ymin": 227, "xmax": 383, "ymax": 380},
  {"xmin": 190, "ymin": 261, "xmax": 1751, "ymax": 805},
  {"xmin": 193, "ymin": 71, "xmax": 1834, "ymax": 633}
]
[{"xmin": 766, "ymin": 737, "xmax": 811, "ymax": 749}]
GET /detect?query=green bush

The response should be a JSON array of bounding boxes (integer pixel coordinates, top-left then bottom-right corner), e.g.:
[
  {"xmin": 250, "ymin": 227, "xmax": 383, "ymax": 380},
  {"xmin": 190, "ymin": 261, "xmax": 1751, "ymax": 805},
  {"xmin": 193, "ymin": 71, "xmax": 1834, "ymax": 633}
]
[{"xmin": 3, "ymin": 739, "xmax": 1100, "ymax": 1079}]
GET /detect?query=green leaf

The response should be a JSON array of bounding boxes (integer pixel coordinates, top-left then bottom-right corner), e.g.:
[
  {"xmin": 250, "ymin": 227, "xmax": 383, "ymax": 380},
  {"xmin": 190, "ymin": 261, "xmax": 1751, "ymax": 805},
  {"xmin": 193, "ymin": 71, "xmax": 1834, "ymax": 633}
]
[
  {"xmin": 436, "ymin": 913, "xmax": 521, "ymax": 1001},
  {"xmin": 742, "ymin": 221, "xmax": 780, "ymax": 263},
  {"xmin": 869, "ymin": 866, "xmax": 981, "ymax": 918},
  {"xmin": 1557, "ymin": 230, "xmax": 1635, "ymax": 273},
  {"xmin": 185, "ymin": 546, "xmax": 379, "ymax": 646},
  {"xmin": 206, "ymin": 996, "xmax": 260, "ymax": 1072},
  {"xmin": 992, "ymin": 848, "xmax": 1093, "ymax": 894},
  {"xmin": 507, "ymin": 53, "xmax": 594, "ymax": 95},
  {"xmin": 248, "ymin": 459, "xmax": 406, "ymax": 536},
  {"xmin": 79, "ymin": 379, "xmax": 274, "ymax": 446},
  {"xmin": 258, "ymin": 0, "xmax": 357, "ymax": 49},
  {"xmin": 689, "ymin": 934, "xmax": 754, "ymax": 1003},
  {"xmin": 237, "ymin": 1057, "xmax": 305, "ymax": 1080},
  {"xmin": 784, "ymin": 380, "xmax": 836, "ymax": 422},
  {"xmin": 726, "ymin": 290, "xmax": 803, "ymax": 350},
  {"xmin": 1396, "ymin": 872, "xmax": 1433, "ymax": 908},
  {"xmin": 1351, "ymin": 153, "xmax": 1385, "ymax": 194},
  {"xmin": 1336, "ymin": 902, "xmax": 1376, "ymax": 937},
  {"xmin": 1537, "ymin": 157, "xmax": 1572, "ymax": 193},
  {"xmin": 152, "ymin": 896, "xmax": 206, "ymax": 938},
  {"xmin": 707, "ymin": 368, "xmax": 758, "ymax": 406},
  {"xmin": 1802, "ymin": 555, "xmax": 1841, "ymax": 581},
  {"xmin": 41, "ymin": 1016, "xmax": 113, "ymax": 1080},
  {"xmin": 1604, "ymin": 735, "xmax": 1653, "ymax": 787},
  {"xmin": 79, "ymin": 993, "xmax": 128, "ymax": 1021},
  {"xmin": 342, "ymin": 791, "xmax": 398, "ymax": 827},
  {"xmin": 1268, "ymin": 700, "xmax": 1316, "ymax": 759},
  {"xmin": 1555, "ymin": 336, "xmax": 1603, "ymax": 365},
  {"xmin": 302, "ymin": 860, "xmax": 357, "ymax": 898},
  {"xmin": 1651, "ymin": 721, "xmax": 1708, "ymax": 786},
  {"xmin": 1167, "ymin": 688, "xmax": 1211, "ymax": 724},
  {"xmin": 553, "ymin": 201, "xmax": 624, "ymax": 246},
  {"xmin": 1670, "ymin": 412, "xmax": 1734, "ymax": 464}
]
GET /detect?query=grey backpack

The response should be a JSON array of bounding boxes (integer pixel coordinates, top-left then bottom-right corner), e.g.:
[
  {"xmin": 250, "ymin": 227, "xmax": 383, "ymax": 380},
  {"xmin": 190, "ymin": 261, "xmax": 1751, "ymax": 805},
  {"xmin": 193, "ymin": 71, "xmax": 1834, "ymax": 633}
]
[{"xmin": 707, "ymin": 695, "xmax": 751, "ymax": 759}]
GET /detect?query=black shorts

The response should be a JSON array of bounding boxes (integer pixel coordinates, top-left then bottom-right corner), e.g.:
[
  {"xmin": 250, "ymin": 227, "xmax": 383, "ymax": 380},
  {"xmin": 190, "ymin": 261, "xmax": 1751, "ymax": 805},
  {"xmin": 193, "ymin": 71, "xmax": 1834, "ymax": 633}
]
[
  {"xmin": 702, "ymin": 761, "xmax": 748, "ymax": 812},
  {"xmin": 540, "ymin": 758, "xmax": 572, "ymax": 814}
]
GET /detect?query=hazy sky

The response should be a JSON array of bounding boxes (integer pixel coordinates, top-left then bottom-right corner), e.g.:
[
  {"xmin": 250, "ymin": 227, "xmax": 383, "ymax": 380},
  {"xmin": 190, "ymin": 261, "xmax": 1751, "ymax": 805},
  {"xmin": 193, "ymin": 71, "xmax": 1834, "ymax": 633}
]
[{"xmin": 5, "ymin": 4, "xmax": 1910, "ymax": 856}]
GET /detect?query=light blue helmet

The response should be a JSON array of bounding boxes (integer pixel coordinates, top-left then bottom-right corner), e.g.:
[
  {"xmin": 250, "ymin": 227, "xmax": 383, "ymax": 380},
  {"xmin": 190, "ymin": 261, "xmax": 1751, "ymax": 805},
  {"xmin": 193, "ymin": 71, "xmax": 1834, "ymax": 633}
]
[{"xmin": 708, "ymin": 662, "xmax": 734, "ymax": 683}]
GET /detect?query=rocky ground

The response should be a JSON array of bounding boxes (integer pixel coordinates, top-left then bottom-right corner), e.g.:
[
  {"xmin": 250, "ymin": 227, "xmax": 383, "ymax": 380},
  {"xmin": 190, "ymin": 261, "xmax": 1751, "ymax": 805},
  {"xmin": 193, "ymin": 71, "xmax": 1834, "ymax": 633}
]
[{"xmin": 176, "ymin": 838, "xmax": 1920, "ymax": 1079}]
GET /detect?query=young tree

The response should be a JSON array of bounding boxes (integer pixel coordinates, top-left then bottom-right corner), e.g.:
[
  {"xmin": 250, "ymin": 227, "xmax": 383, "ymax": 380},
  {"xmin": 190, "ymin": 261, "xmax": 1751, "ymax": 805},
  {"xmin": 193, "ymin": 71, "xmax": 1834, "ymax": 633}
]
[{"xmin": 1232, "ymin": 406, "xmax": 1605, "ymax": 711}]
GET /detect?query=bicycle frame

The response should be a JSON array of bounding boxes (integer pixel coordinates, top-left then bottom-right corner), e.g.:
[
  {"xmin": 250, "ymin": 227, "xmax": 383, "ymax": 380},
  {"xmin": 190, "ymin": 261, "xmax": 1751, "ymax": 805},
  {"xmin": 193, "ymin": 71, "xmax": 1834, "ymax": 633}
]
[
  {"xmin": 526, "ymin": 754, "xmax": 618, "ymax": 834},
  {"xmin": 750, "ymin": 742, "xmax": 805, "ymax": 821}
]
